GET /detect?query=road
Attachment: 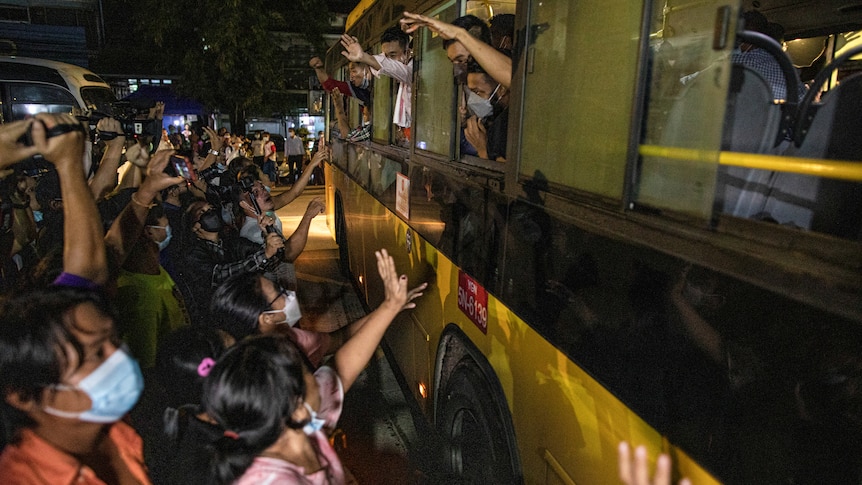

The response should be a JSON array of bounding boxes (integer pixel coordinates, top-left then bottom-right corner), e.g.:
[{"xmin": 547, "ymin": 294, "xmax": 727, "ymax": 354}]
[{"xmin": 276, "ymin": 185, "xmax": 439, "ymax": 484}]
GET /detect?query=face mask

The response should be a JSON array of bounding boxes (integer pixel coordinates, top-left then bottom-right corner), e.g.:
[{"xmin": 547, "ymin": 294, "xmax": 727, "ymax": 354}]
[
  {"xmin": 32, "ymin": 210, "xmax": 43, "ymax": 223},
  {"xmin": 262, "ymin": 290, "xmax": 302, "ymax": 327},
  {"xmin": 198, "ymin": 209, "xmax": 224, "ymax": 233},
  {"xmin": 302, "ymin": 402, "xmax": 326, "ymax": 435},
  {"xmin": 148, "ymin": 224, "xmax": 172, "ymax": 251},
  {"xmin": 467, "ymin": 90, "xmax": 494, "ymax": 119},
  {"xmin": 44, "ymin": 348, "xmax": 144, "ymax": 423},
  {"xmin": 359, "ymin": 72, "xmax": 370, "ymax": 90}
]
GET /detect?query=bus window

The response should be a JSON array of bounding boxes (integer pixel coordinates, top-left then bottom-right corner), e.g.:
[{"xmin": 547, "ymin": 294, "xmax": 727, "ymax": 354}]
[
  {"xmin": 519, "ymin": 0, "xmax": 642, "ymax": 199},
  {"xmin": 636, "ymin": 2, "xmax": 736, "ymax": 219},
  {"xmin": 9, "ymin": 82, "xmax": 78, "ymax": 120},
  {"xmin": 372, "ymin": 48, "xmax": 394, "ymax": 144},
  {"xmin": 413, "ymin": 1, "xmax": 458, "ymax": 156}
]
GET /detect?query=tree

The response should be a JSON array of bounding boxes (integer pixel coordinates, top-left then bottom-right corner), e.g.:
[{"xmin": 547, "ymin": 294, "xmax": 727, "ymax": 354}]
[{"xmin": 135, "ymin": 0, "xmax": 334, "ymax": 133}]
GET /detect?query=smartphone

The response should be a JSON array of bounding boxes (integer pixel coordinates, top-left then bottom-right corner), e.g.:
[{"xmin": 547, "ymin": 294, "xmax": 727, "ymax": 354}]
[{"xmin": 167, "ymin": 155, "xmax": 197, "ymax": 181}]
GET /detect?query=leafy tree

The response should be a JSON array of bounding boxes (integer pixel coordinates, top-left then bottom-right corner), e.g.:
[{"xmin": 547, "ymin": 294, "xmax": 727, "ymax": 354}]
[{"xmin": 133, "ymin": 0, "xmax": 333, "ymax": 133}]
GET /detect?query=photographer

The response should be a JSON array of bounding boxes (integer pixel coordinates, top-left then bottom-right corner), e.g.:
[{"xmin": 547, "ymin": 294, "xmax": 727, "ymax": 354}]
[
  {"xmin": 235, "ymin": 173, "xmax": 324, "ymax": 290},
  {"xmin": 173, "ymin": 200, "xmax": 284, "ymax": 326}
]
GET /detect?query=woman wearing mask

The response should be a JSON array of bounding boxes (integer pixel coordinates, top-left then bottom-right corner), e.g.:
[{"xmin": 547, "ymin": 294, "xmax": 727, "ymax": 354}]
[{"xmin": 203, "ymin": 249, "xmax": 425, "ymax": 484}]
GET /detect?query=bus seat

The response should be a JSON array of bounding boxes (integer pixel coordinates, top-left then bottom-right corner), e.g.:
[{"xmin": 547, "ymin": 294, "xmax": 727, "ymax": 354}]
[
  {"xmin": 783, "ymin": 72, "xmax": 862, "ymax": 239},
  {"xmin": 714, "ymin": 64, "xmax": 790, "ymax": 222},
  {"xmin": 720, "ymin": 64, "xmax": 782, "ymax": 154},
  {"xmin": 790, "ymin": 72, "xmax": 862, "ymax": 161}
]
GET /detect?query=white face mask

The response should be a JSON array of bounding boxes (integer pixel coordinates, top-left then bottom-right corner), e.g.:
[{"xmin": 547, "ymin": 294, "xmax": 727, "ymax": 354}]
[
  {"xmin": 262, "ymin": 290, "xmax": 302, "ymax": 327},
  {"xmin": 302, "ymin": 402, "xmax": 326, "ymax": 435},
  {"xmin": 467, "ymin": 83, "xmax": 500, "ymax": 120}
]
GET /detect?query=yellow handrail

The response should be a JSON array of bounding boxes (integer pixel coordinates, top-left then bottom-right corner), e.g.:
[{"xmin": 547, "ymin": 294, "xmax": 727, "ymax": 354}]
[{"xmin": 639, "ymin": 144, "xmax": 862, "ymax": 182}]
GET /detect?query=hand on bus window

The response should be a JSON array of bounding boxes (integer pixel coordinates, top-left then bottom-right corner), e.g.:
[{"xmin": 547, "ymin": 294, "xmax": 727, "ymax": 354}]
[
  {"xmin": 376, "ymin": 248, "xmax": 427, "ymax": 313},
  {"xmin": 618, "ymin": 442, "xmax": 690, "ymax": 485},
  {"xmin": 0, "ymin": 119, "xmax": 40, "ymax": 169}
]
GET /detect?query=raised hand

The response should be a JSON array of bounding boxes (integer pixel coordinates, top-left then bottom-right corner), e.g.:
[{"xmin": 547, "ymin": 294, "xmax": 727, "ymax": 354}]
[
  {"xmin": 0, "ymin": 119, "xmax": 40, "ymax": 169},
  {"xmin": 340, "ymin": 34, "xmax": 366, "ymax": 62}
]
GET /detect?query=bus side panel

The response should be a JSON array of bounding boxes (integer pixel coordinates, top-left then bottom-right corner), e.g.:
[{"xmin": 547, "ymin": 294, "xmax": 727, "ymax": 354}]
[{"xmin": 326, "ymin": 154, "xmax": 720, "ymax": 484}]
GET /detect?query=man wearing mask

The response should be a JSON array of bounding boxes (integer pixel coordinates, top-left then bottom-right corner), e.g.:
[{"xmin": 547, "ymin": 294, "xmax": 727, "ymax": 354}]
[
  {"xmin": 176, "ymin": 201, "xmax": 283, "ymax": 326},
  {"xmin": 340, "ymin": 26, "xmax": 414, "ymax": 144},
  {"xmin": 465, "ymin": 62, "xmax": 509, "ymax": 162}
]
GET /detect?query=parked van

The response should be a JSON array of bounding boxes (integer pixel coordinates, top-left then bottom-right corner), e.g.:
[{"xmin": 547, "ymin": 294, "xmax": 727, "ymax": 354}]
[{"xmin": 0, "ymin": 56, "xmax": 115, "ymax": 124}]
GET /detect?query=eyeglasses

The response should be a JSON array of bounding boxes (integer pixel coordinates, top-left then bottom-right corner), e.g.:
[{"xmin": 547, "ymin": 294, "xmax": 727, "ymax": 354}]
[{"xmin": 266, "ymin": 285, "xmax": 287, "ymax": 309}]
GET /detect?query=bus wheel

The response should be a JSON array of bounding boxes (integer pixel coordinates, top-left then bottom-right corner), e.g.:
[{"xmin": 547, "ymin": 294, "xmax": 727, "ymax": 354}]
[{"xmin": 438, "ymin": 359, "xmax": 520, "ymax": 484}]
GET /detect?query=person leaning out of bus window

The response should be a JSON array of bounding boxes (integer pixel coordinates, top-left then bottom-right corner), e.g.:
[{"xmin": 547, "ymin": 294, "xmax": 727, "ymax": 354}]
[
  {"xmin": 465, "ymin": 60, "xmax": 510, "ymax": 162},
  {"xmin": 308, "ymin": 56, "xmax": 373, "ymax": 107},
  {"xmin": 401, "ymin": 11, "xmax": 512, "ymax": 89},
  {"xmin": 340, "ymin": 26, "xmax": 414, "ymax": 145}
]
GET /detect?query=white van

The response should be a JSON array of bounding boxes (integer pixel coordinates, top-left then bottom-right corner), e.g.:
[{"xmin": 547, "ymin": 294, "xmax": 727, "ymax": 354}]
[{"xmin": 0, "ymin": 56, "xmax": 116, "ymax": 124}]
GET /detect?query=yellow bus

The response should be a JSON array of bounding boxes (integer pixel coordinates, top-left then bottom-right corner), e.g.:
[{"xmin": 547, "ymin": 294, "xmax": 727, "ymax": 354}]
[{"xmin": 323, "ymin": 0, "xmax": 862, "ymax": 483}]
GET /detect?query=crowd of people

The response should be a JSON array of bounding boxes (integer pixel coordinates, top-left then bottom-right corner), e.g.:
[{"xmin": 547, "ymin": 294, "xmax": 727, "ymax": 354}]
[
  {"xmin": 0, "ymin": 11, "xmax": 699, "ymax": 485},
  {"xmin": 310, "ymin": 11, "xmax": 513, "ymax": 161},
  {"xmin": 0, "ymin": 106, "xmax": 426, "ymax": 484}
]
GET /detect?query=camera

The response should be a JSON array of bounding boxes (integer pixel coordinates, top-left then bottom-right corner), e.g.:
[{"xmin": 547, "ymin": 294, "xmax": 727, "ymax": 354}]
[{"xmin": 89, "ymin": 99, "xmax": 162, "ymax": 141}]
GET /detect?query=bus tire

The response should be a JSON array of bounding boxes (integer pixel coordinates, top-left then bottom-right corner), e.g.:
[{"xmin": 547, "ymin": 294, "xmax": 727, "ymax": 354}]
[{"xmin": 438, "ymin": 358, "xmax": 521, "ymax": 484}]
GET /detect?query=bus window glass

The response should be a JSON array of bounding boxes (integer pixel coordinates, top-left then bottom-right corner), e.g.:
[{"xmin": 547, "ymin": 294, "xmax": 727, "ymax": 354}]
[
  {"xmin": 373, "ymin": 61, "xmax": 393, "ymax": 143},
  {"xmin": 414, "ymin": 1, "xmax": 457, "ymax": 156},
  {"xmin": 520, "ymin": 0, "xmax": 641, "ymax": 199},
  {"xmin": 635, "ymin": 1, "xmax": 736, "ymax": 218},
  {"xmin": 9, "ymin": 83, "xmax": 77, "ymax": 120}
]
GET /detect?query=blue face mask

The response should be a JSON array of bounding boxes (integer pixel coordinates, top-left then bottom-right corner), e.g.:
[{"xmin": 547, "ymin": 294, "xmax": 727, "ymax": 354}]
[
  {"xmin": 147, "ymin": 224, "xmax": 172, "ymax": 251},
  {"xmin": 32, "ymin": 210, "xmax": 43, "ymax": 223},
  {"xmin": 302, "ymin": 402, "xmax": 326, "ymax": 435},
  {"xmin": 44, "ymin": 348, "xmax": 144, "ymax": 423}
]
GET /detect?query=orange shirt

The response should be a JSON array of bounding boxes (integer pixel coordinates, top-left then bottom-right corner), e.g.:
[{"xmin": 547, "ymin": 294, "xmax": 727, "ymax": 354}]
[{"xmin": 0, "ymin": 422, "xmax": 151, "ymax": 485}]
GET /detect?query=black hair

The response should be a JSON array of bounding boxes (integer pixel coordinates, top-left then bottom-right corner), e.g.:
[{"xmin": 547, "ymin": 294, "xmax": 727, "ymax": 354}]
[
  {"xmin": 742, "ymin": 10, "xmax": 768, "ymax": 33},
  {"xmin": 489, "ymin": 13, "xmax": 515, "ymax": 45},
  {"xmin": 0, "ymin": 286, "xmax": 116, "ymax": 443},
  {"xmin": 209, "ymin": 272, "xmax": 269, "ymax": 340},
  {"xmin": 202, "ymin": 334, "xmax": 307, "ymax": 485},
  {"xmin": 155, "ymin": 326, "xmax": 227, "ymax": 409},
  {"xmin": 145, "ymin": 203, "xmax": 166, "ymax": 227},
  {"xmin": 381, "ymin": 25, "xmax": 410, "ymax": 50},
  {"xmin": 444, "ymin": 15, "xmax": 491, "ymax": 49}
]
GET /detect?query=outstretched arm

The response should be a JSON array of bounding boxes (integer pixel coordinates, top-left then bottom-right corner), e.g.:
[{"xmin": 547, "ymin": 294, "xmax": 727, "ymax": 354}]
[
  {"xmin": 281, "ymin": 197, "xmax": 324, "ymax": 262},
  {"xmin": 401, "ymin": 11, "xmax": 512, "ymax": 88},
  {"xmin": 272, "ymin": 150, "xmax": 328, "ymax": 209},
  {"xmin": 340, "ymin": 34, "xmax": 383, "ymax": 71},
  {"xmin": 33, "ymin": 114, "xmax": 107, "ymax": 284},
  {"xmin": 89, "ymin": 117, "xmax": 126, "ymax": 200},
  {"xmin": 334, "ymin": 249, "xmax": 426, "ymax": 392},
  {"xmin": 104, "ymin": 150, "xmax": 183, "ymax": 272}
]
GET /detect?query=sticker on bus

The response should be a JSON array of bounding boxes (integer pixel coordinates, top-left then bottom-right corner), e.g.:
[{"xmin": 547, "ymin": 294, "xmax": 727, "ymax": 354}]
[{"xmin": 457, "ymin": 270, "xmax": 488, "ymax": 334}]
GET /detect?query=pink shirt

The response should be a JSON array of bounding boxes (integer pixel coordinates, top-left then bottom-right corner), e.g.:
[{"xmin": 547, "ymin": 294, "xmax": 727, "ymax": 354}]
[{"xmin": 236, "ymin": 367, "xmax": 345, "ymax": 485}]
